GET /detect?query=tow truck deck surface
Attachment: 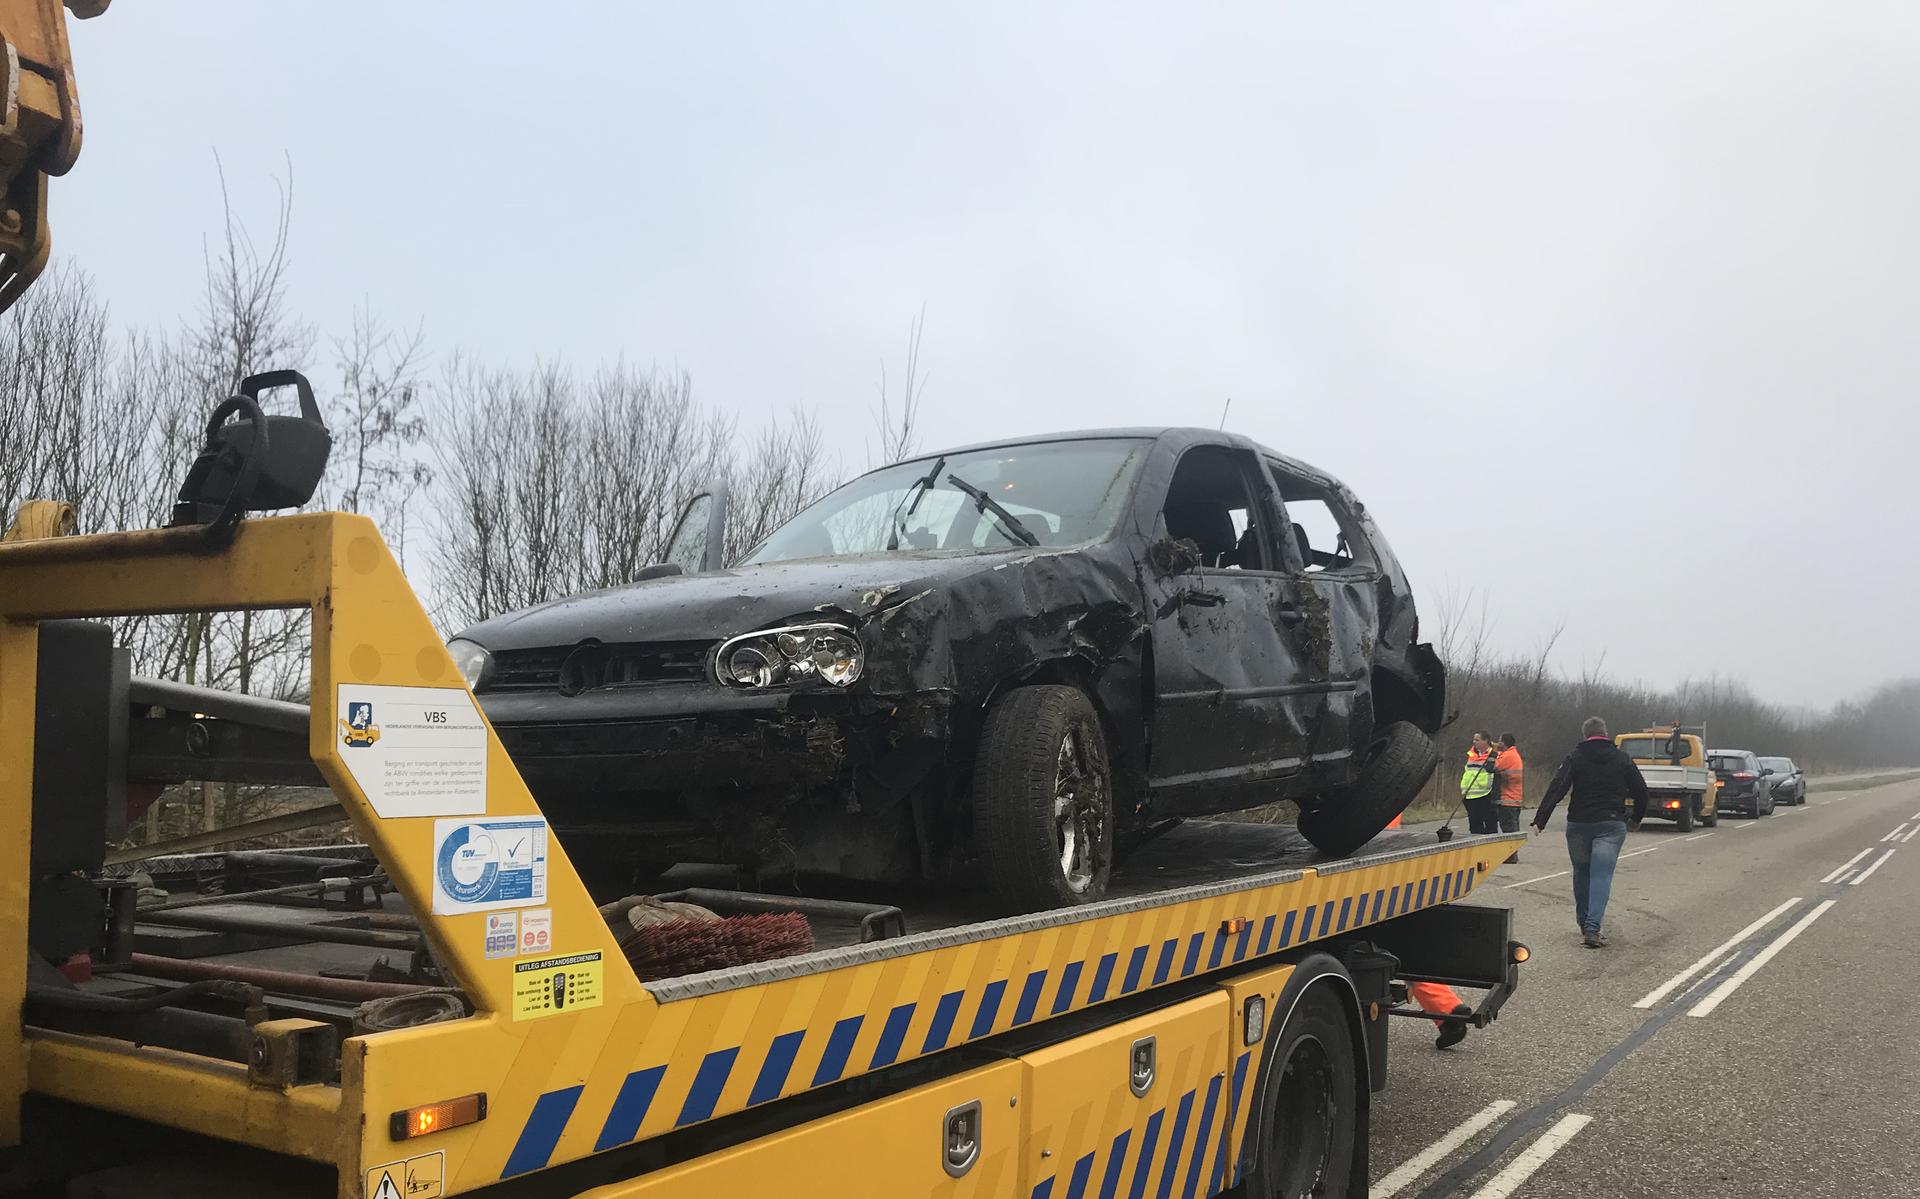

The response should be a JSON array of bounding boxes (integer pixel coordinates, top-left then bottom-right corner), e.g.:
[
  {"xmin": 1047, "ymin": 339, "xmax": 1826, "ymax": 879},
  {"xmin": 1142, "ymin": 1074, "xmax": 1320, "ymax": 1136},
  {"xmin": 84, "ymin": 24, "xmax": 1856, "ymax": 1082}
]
[{"xmin": 1, "ymin": 513, "xmax": 1523, "ymax": 1199}]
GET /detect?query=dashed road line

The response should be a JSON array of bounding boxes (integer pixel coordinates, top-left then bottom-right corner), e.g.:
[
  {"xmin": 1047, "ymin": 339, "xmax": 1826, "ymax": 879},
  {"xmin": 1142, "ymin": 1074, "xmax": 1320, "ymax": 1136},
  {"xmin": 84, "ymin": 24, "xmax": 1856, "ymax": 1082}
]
[
  {"xmin": 1852, "ymin": 848, "xmax": 1895, "ymax": 885},
  {"xmin": 1689, "ymin": 900, "xmax": 1838, "ymax": 1018},
  {"xmin": 1371, "ymin": 1100, "xmax": 1518, "ymax": 1199},
  {"xmin": 1463, "ymin": 1114, "xmax": 1594, "ymax": 1199},
  {"xmin": 1820, "ymin": 848, "xmax": 1875, "ymax": 884},
  {"xmin": 1631, "ymin": 898, "xmax": 1802, "ymax": 1009},
  {"xmin": 1902, "ymin": 826, "xmax": 1919, "ymax": 844},
  {"xmin": 1680, "ymin": 832, "xmax": 1712, "ymax": 842},
  {"xmin": 1884, "ymin": 823, "xmax": 1910, "ymax": 843}
]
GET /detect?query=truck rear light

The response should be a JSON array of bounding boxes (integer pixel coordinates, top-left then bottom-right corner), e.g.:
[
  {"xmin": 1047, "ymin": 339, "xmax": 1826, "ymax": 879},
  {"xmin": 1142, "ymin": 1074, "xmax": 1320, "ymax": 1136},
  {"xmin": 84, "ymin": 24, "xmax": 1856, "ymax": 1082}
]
[
  {"xmin": 390, "ymin": 1093, "xmax": 487, "ymax": 1140},
  {"xmin": 1665, "ymin": 800, "xmax": 1681, "ymax": 809}
]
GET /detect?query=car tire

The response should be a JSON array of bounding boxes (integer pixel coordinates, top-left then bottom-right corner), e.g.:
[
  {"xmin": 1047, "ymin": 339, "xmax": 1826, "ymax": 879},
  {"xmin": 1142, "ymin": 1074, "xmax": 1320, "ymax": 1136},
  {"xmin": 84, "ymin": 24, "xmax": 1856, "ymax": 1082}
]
[
  {"xmin": 1674, "ymin": 800, "xmax": 1694, "ymax": 833},
  {"xmin": 1243, "ymin": 984, "xmax": 1359, "ymax": 1199},
  {"xmin": 1297, "ymin": 721, "xmax": 1439, "ymax": 857},
  {"xmin": 972, "ymin": 684, "xmax": 1114, "ymax": 911}
]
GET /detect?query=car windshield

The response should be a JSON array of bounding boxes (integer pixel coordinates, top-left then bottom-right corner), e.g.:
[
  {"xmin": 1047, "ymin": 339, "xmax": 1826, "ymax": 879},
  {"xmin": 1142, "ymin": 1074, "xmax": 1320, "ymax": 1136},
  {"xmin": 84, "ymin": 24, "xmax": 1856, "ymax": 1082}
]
[
  {"xmin": 1759, "ymin": 757, "xmax": 1794, "ymax": 773},
  {"xmin": 1708, "ymin": 755, "xmax": 1749, "ymax": 773},
  {"xmin": 741, "ymin": 439, "xmax": 1147, "ymax": 564}
]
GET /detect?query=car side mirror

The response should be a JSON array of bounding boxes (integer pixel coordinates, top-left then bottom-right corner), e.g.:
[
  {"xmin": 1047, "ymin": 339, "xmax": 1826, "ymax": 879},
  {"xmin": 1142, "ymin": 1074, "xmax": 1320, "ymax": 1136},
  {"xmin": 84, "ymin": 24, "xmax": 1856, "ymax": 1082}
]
[
  {"xmin": 1760, "ymin": 768, "xmax": 1774, "ymax": 776},
  {"xmin": 1149, "ymin": 536, "xmax": 1204, "ymax": 575}
]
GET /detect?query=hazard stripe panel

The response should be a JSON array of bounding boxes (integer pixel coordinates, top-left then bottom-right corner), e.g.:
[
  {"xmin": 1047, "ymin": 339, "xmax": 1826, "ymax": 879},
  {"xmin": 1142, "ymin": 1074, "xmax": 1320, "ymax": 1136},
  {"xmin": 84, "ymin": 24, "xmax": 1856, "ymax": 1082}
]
[{"xmin": 492, "ymin": 847, "xmax": 1498, "ymax": 1183}]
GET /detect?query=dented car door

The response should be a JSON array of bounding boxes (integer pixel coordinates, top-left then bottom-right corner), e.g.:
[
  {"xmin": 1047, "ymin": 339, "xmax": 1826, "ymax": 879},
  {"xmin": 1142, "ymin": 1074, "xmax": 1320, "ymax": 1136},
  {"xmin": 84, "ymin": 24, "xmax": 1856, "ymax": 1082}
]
[{"xmin": 1144, "ymin": 443, "xmax": 1322, "ymax": 815}]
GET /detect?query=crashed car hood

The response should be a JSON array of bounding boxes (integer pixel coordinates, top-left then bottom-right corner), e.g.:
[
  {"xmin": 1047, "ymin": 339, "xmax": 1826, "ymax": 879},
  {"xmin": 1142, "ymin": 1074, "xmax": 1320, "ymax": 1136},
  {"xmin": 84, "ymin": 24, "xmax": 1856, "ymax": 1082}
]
[{"xmin": 457, "ymin": 550, "xmax": 1045, "ymax": 649}]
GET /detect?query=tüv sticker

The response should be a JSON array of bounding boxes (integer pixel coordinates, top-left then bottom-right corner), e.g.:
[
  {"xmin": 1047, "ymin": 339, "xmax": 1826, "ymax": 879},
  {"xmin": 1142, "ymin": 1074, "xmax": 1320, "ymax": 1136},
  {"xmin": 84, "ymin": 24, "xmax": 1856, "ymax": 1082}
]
[{"xmin": 432, "ymin": 818, "xmax": 548, "ymax": 914}]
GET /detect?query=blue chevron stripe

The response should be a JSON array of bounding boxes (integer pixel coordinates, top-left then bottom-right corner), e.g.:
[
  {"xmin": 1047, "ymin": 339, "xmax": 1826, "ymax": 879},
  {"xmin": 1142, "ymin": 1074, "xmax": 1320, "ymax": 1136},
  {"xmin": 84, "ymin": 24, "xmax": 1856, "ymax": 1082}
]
[
  {"xmin": 1054, "ymin": 960, "xmax": 1085, "ymax": 1014},
  {"xmin": 1156, "ymin": 1088, "xmax": 1198, "ymax": 1199},
  {"xmin": 1064, "ymin": 1149, "xmax": 1097, "ymax": 1199},
  {"xmin": 675, "ymin": 1047, "xmax": 738, "ymax": 1126},
  {"xmin": 1182, "ymin": 1074, "xmax": 1223, "ymax": 1199},
  {"xmin": 1122, "ymin": 944, "xmax": 1149, "ymax": 994},
  {"xmin": 970, "ymin": 979, "xmax": 1008, "ymax": 1040},
  {"xmin": 593, "ymin": 1065, "xmax": 664, "ymax": 1152},
  {"xmin": 870, "ymin": 1002, "xmax": 915, "ymax": 1068},
  {"xmin": 923, "ymin": 990, "xmax": 964, "ymax": 1052},
  {"xmin": 1127, "ymin": 1107, "xmax": 1166, "ymax": 1199},
  {"xmin": 1098, "ymin": 1127, "xmax": 1133, "ymax": 1199},
  {"xmin": 747, "ymin": 1030, "xmax": 803, "ymax": 1106},
  {"xmin": 1013, "ymin": 970, "xmax": 1048, "ymax": 1027},
  {"xmin": 1089, "ymin": 952, "xmax": 1118, "ymax": 1003},
  {"xmin": 812, "ymin": 1015, "xmax": 863, "ymax": 1085},
  {"xmin": 502, "ymin": 1085, "xmax": 583, "ymax": 1178}
]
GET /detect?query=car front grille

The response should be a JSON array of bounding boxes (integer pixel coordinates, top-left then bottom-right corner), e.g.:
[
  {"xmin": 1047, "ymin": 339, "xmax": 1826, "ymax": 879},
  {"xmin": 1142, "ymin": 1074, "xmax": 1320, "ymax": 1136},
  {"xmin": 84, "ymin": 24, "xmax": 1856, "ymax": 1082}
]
[{"xmin": 488, "ymin": 641, "xmax": 714, "ymax": 693}]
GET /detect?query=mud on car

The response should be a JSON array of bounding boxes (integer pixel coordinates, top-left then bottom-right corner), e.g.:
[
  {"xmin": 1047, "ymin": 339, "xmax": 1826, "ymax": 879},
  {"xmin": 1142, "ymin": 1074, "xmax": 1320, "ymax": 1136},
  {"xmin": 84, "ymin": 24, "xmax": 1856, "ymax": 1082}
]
[{"xmin": 450, "ymin": 428, "xmax": 1446, "ymax": 911}]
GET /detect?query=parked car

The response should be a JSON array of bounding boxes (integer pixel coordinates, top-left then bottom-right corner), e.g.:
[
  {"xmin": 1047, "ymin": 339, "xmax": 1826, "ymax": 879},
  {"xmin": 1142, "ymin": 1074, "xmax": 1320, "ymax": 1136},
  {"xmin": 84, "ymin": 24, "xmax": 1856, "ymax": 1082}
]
[
  {"xmin": 1707, "ymin": 748, "xmax": 1776, "ymax": 818},
  {"xmin": 451, "ymin": 428, "xmax": 1447, "ymax": 911},
  {"xmin": 1758, "ymin": 756, "xmax": 1806, "ymax": 805},
  {"xmin": 1616, "ymin": 726, "xmax": 1717, "ymax": 830}
]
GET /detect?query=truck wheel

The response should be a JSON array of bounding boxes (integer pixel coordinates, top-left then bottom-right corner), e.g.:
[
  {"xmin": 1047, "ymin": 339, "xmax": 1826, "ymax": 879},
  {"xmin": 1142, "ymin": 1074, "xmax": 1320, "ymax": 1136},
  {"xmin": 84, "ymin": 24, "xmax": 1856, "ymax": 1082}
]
[
  {"xmin": 1702, "ymin": 805, "xmax": 1718, "ymax": 828},
  {"xmin": 1244, "ymin": 985, "xmax": 1358, "ymax": 1199},
  {"xmin": 1674, "ymin": 800, "xmax": 1694, "ymax": 833},
  {"xmin": 1298, "ymin": 722, "xmax": 1439, "ymax": 857},
  {"xmin": 972, "ymin": 685, "xmax": 1114, "ymax": 911}
]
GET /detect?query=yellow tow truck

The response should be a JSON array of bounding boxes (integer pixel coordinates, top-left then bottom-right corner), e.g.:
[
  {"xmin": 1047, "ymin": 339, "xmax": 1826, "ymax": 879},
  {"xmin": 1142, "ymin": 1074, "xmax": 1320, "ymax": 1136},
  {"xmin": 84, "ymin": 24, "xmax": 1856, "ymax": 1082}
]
[{"xmin": 0, "ymin": 6, "xmax": 1526, "ymax": 1197}]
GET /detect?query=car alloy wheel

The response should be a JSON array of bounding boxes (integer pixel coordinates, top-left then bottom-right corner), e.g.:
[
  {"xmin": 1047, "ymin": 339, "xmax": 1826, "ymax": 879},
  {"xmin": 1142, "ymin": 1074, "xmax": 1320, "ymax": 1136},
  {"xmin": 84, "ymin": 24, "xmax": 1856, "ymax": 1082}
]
[{"xmin": 1053, "ymin": 725, "xmax": 1105, "ymax": 895}]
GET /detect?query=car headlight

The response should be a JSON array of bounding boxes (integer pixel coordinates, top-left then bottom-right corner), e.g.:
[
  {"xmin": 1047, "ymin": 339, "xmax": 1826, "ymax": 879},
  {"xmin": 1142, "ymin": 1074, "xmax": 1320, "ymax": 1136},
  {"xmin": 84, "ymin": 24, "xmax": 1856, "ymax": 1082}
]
[
  {"xmin": 447, "ymin": 638, "xmax": 495, "ymax": 691},
  {"xmin": 715, "ymin": 623, "xmax": 863, "ymax": 689}
]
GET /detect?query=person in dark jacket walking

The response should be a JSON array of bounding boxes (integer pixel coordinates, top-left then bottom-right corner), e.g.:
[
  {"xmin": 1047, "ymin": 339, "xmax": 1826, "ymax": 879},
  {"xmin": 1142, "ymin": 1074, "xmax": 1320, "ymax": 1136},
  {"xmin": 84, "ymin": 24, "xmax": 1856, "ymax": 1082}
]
[{"xmin": 1530, "ymin": 716, "xmax": 1649, "ymax": 948}]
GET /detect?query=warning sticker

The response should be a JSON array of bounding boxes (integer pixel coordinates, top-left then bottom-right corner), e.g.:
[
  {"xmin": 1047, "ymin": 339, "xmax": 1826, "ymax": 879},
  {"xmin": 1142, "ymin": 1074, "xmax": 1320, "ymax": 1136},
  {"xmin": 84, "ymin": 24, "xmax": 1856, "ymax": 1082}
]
[
  {"xmin": 336, "ymin": 684, "xmax": 487, "ymax": 820},
  {"xmin": 511, "ymin": 951, "xmax": 604, "ymax": 1021},
  {"xmin": 518, "ymin": 908, "xmax": 553, "ymax": 956},
  {"xmin": 483, "ymin": 911, "xmax": 519, "ymax": 959},
  {"xmin": 364, "ymin": 1149, "xmax": 443, "ymax": 1199},
  {"xmin": 431, "ymin": 818, "xmax": 548, "ymax": 915}
]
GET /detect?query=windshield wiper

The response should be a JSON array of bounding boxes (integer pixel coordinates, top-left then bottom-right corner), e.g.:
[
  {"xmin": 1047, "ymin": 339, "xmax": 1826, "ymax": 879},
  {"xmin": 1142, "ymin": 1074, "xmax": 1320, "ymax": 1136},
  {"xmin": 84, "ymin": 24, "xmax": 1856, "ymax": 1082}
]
[
  {"xmin": 946, "ymin": 473, "xmax": 1039, "ymax": 547},
  {"xmin": 886, "ymin": 455, "xmax": 946, "ymax": 550}
]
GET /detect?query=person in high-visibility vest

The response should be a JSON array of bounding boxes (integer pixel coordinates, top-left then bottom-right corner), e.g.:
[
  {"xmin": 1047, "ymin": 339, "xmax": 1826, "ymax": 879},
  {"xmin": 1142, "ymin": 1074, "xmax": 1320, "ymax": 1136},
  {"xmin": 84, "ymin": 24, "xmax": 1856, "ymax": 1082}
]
[{"xmin": 1460, "ymin": 731, "xmax": 1497, "ymax": 834}]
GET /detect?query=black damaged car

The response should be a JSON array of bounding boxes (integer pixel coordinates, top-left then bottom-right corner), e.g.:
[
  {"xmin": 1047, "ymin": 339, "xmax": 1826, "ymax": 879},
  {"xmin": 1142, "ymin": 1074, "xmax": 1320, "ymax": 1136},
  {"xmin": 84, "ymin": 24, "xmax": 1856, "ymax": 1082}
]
[{"xmin": 450, "ymin": 429, "xmax": 1446, "ymax": 911}]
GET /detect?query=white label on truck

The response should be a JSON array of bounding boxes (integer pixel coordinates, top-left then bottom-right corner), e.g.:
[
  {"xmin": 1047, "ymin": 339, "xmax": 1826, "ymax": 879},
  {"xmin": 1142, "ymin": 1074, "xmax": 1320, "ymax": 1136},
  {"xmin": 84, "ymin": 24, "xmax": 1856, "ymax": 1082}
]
[
  {"xmin": 432, "ymin": 817, "xmax": 548, "ymax": 914},
  {"xmin": 335, "ymin": 683, "xmax": 488, "ymax": 819}
]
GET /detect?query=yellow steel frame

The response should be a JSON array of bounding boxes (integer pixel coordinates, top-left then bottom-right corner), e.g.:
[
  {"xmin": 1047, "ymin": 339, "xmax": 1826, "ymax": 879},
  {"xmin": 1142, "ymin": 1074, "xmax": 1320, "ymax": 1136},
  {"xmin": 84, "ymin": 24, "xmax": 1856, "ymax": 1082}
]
[{"xmin": 0, "ymin": 514, "xmax": 1518, "ymax": 1198}]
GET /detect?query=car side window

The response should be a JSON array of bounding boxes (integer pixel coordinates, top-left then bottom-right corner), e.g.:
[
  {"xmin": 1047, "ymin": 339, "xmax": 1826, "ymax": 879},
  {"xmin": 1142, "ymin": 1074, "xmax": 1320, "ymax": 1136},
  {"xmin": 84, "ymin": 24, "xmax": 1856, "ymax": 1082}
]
[
  {"xmin": 1160, "ymin": 446, "xmax": 1275, "ymax": 571},
  {"xmin": 1264, "ymin": 459, "xmax": 1373, "ymax": 574}
]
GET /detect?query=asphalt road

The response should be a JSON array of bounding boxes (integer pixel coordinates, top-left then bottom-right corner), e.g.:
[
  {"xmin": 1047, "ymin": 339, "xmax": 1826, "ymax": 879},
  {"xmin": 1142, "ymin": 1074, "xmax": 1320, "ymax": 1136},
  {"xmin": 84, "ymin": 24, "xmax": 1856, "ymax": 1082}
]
[{"xmin": 1364, "ymin": 774, "xmax": 1920, "ymax": 1199}]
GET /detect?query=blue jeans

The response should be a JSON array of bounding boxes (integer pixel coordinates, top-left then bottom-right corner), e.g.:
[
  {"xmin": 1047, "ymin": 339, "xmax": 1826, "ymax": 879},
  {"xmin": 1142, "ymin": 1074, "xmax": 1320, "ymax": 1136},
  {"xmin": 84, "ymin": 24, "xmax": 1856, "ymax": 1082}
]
[{"xmin": 1565, "ymin": 820, "xmax": 1628, "ymax": 933}]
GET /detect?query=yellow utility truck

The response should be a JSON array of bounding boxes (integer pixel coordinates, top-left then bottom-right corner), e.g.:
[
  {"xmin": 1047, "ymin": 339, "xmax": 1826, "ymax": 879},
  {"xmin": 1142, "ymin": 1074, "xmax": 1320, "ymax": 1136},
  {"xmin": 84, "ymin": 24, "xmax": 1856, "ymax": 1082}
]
[{"xmin": 1616, "ymin": 725, "xmax": 1718, "ymax": 830}]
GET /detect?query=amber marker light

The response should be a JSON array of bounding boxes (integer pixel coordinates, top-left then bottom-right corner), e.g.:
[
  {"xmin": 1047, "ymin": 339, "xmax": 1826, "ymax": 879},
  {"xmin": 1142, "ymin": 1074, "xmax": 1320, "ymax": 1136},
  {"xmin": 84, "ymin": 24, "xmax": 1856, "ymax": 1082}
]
[{"xmin": 390, "ymin": 1093, "xmax": 487, "ymax": 1140}]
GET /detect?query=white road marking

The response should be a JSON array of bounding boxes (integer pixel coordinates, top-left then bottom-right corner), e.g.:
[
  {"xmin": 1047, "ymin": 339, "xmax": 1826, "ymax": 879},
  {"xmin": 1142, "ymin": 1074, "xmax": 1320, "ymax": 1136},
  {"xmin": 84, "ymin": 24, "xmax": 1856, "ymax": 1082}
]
[
  {"xmin": 1832, "ymin": 870, "xmax": 1856, "ymax": 884},
  {"xmin": 1851, "ymin": 849, "xmax": 1895, "ymax": 886},
  {"xmin": 1500, "ymin": 845, "xmax": 1658, "ymax": 889},
  {"xmin": 1733, "ymin": 820, "xmax": 1753, "ymax": 829},
  {"xmin": 1689, "ymin": 900, "xmax": 1838, "ymax": 1017},
  {"xmin": 1820, "ymin": 848, "xmax": 1875, "ymax": 884},
  {"xmin": 1464, "ymin": 1113, "xmax": 1595, "ymax": 1199},
  {"xmin": 1370, "ymin": 1099, "xmax": 1518, "ymax": 1199},
  {"xmin": 1902, "ymin": 826, "xmax": 1919, "ymax": 844},
  {"xmin": 1681, "ymin": 832, "xmax": 1713, "ymax": 842},
  {"xmin": 1631, "ymin": 897, "xmax": 1802, "ymax": 1009},
  {"xmin": 1883, "ymin": 824, "xmax": 1909, "ymax": 843}
]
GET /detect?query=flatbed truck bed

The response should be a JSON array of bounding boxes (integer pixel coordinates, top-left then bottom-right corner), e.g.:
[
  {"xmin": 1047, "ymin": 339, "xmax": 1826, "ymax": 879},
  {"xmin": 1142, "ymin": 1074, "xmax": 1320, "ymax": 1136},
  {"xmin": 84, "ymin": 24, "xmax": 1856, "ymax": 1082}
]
[{"xmin": 0, "ymin": 513, "xmax": 1525, "ymax": 1199}]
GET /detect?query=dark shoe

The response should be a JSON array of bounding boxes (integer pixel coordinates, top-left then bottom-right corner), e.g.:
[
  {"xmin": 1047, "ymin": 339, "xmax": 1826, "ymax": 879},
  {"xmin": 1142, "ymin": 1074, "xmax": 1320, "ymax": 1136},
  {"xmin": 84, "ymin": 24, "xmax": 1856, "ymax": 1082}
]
[
  {"xmin": 1582, "ymin": 929, "xmax": 1603, "ymax": 949},
  {"xmin": 1435, "ymin": 1005, "xmax": 1471, "ymax": 1050}
]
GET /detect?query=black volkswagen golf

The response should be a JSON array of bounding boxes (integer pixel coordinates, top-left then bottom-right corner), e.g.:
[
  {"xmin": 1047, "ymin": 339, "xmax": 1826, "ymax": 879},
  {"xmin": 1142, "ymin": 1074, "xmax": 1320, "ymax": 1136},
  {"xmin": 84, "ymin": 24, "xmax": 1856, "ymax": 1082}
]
[{"xmin": 450, "ymin": 428, "xmax": 1446, "ymax": 911}]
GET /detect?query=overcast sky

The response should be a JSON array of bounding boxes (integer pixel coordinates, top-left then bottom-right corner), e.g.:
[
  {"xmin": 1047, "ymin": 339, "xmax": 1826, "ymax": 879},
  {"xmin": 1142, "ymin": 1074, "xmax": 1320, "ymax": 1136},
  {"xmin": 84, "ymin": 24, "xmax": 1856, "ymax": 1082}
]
[{"xmin": 61, "ymin": 4, "xmax": 1920, "ymax": 709}]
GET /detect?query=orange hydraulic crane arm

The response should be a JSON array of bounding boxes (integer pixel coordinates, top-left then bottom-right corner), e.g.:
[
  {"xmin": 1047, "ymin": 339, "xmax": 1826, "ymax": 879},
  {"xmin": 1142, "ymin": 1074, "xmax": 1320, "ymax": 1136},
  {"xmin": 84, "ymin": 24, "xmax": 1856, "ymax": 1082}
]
[{"xmin": 0, "ymin": 0, "xmax": 107, "ymax": 312}]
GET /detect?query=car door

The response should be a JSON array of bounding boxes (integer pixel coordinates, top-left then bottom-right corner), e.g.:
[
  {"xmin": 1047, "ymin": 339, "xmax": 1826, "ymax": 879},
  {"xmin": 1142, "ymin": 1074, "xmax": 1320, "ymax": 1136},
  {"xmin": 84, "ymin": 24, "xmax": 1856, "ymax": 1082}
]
[
  {"xmin": 1144, "ymin": 444, "xmax": 1321, "ymax": 815},
  {"xmin": 1262, "ymin": 458, "xmax": 1378, "ymax": 772}
]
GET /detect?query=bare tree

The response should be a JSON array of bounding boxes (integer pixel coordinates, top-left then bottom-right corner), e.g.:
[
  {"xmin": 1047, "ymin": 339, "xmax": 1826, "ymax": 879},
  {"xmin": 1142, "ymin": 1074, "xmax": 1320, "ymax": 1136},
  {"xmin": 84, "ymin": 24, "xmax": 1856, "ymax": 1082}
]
[{"xmin": 872, "ymin": 305, "xmax": 928, "ymax": 466}]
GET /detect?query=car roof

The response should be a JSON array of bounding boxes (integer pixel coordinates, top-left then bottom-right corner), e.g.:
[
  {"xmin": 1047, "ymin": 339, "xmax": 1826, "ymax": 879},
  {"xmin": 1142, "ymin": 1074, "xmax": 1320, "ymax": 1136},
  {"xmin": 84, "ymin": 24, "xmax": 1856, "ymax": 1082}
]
[
  {"xmin": 866, "ymin": 427, "xmax": 1337, "ymax": 487},
  {"xmin": 1708, "ymin": 748, "xmax": 1756, "ymax": 758}
]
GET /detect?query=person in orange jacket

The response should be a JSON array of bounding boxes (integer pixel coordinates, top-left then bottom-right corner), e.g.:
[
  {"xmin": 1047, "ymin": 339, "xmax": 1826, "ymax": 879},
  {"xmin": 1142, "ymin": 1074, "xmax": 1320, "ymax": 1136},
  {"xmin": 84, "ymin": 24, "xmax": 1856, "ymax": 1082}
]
[
  {"xmin": 1410, "ymin": 981, "xmax": 1473, "ymax": 1049},
  {"xmin": 1493, "ymin": 732, "xmax": 1525, "ymax": 861}
]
